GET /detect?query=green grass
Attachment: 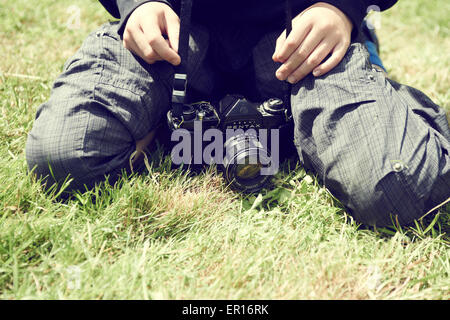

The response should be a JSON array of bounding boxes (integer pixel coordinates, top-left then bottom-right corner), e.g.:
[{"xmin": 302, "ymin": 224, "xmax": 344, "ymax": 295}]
[{"xmin": 0, "ymin": 0, "xmax": 449, "ymax": 299}]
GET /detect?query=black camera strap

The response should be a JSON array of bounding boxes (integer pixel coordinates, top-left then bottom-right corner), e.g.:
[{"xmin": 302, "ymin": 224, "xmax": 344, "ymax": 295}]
[
  {"xmin": 284, "ymin": 0, "xmax": 293, "ymax": 116},
  {"xmin": 170, "ymin": 0, "xmax": 293, "ymax": 118},
  {"xmin": 171, "ymin": 0, "xmax": 193, "ymax": 118},
  {"xmin": 285, "ymin": 0, "xmax": 293, "ymax": 37}
]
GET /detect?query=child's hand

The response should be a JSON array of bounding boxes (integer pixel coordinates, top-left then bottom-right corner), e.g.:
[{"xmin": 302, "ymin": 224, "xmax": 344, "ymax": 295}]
[
  {"xmin": 123, "ymin": 2, "xmax": 181, "ymax": 66},
  {"xmin": 273, "ymin": 2, "xmax": 353, "ymax": 84}
]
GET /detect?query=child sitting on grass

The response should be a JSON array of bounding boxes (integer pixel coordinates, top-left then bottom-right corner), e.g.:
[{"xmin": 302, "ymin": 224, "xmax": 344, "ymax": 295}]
[{"xmin": 26, "ymin": 0, "xmax": 450, "ymax": 227}]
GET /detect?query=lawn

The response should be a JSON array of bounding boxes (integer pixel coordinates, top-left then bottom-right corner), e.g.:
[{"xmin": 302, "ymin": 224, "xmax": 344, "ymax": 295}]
[{"xmin": 0, "ymin": 0, "xmax": 449, "ymax": 299}]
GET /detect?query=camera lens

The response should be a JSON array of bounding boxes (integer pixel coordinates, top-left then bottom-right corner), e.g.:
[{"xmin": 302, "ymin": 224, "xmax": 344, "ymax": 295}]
[
  {"xmin": 236, "ymin": 163, "xmax": 262, "ymax": 180},
  {"xmin": 223, "ymin": 133, "xmax": 271, "ymax": 193}
]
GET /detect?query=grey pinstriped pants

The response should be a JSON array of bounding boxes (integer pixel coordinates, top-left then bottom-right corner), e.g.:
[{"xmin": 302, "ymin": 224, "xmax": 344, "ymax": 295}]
[{"xmin": 26, "ymin": 22, "xmax": 450, "ymax": 226}]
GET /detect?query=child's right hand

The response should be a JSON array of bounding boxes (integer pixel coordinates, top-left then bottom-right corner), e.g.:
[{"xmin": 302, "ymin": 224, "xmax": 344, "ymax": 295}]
[{"xmin": 122, "ymin": 2, "xmax": 181, "ymax": 66}]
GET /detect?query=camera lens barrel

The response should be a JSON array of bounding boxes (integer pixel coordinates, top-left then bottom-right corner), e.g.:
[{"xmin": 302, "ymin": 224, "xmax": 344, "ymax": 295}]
[{"xmin": 223, "ymin": 132, "xmax": 271, "ymax": 193}]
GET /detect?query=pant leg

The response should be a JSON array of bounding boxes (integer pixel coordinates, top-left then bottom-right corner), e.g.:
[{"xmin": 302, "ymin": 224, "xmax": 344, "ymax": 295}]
[
  {"xmin": 26, "ymin": 21, "xmax": 212, "ymax": 193},
  {"xmin": 251, "ymin": 31, "xmax": 450, "ymax": 226},
  {"xmin": 290, "ymin": 42, "xmax": 450, "ymax": 227}
]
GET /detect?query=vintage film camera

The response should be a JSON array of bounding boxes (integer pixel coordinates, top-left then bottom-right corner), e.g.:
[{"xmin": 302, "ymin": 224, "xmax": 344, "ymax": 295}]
[{"xmin": 167, "ymin": 94, "xmax": 294, "ymax": 193}]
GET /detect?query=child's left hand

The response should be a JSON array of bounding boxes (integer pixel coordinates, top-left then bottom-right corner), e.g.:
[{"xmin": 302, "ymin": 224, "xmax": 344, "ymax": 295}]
[{"xmin": 273, "ymin": 2, "xmax": 353, "ymax": 84}]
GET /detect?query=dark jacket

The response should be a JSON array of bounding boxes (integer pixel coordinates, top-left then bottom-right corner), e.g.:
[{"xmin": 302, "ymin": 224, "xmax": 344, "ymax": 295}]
[
  {"xmin": 98, "ymin": 0, "xmax": 397, "ymax": 74},
  {"xmin": 99, "ymin": 0, "xmax": 397, "ymax": 38}
]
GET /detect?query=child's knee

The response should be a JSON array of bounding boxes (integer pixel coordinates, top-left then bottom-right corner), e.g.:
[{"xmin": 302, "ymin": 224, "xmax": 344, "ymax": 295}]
[
  {"xmin": 25, "ymin": 103, "xmax": 136, "ymax": 192},
  {"xmin": 343, "ymin": 170, "xmax": 427, "ymax": 227},
  {"xmin": 25, "ymin": 120, "xmax": 89, "ymax": 191}
]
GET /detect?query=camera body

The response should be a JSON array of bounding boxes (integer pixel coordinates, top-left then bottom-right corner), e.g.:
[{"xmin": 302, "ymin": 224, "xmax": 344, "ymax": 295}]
[{"xmin": 167, "ymin": 94, "xmax": 294, "ymax": 193}]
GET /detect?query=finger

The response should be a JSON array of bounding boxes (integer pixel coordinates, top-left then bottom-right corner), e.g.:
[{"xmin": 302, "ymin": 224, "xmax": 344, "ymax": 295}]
[
  {"xmin": 273, "ymin": 22, "xmax": 312, "ymax": 63},
  {"xmin": 146, "ymin": 32, "xmax": 180, "ymax": 65},
  {"xmin": 141, "ymin": 18, "xmax": 180, "ymax": 65},
  {"xmin": 286, "ymin": 39, "xmax": 335, "ymax": 83},
  {"xmin": 125, "ymin": 27, "xmax": 162, "ymax": 64},
  {"xmin": 312, "ymin": 40, "xmax": 349, "ymax": 77},
  {"xmin": 275, "ymin": 29, "xmax": 323, "ymax": 81},
  {"xmin": 272, "ymin": 30, "xmax": 286, "ymax": 62},
  {"xmin": 164, "ymin": 9, "xmax": 180, "ymax": 53}
]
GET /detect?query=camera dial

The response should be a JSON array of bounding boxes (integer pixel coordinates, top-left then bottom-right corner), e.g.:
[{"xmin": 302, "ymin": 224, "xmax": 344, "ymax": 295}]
[{"xmin": 262, "ymin": 98, "xmax": 284, "ymax": 115}]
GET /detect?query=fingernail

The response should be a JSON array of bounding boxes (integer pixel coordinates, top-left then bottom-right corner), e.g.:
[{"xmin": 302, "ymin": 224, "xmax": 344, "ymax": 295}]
[
  {"xmin": 287, "ymin": 76, "xmax": 296, "ymax": 84},
  {"xmin": 313, "ymin": 69, "xmax": 321, "ymax": 77}
]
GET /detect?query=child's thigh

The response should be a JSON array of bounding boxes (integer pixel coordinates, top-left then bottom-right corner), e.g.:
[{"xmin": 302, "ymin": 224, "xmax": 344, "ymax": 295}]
[
  {"xmin": 26, "ymin": 22, "xmax": 212, "ymax": 191},
  {"xmin": 290, "ymin": 42, "xmax": 450, "ymax": 226}
]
